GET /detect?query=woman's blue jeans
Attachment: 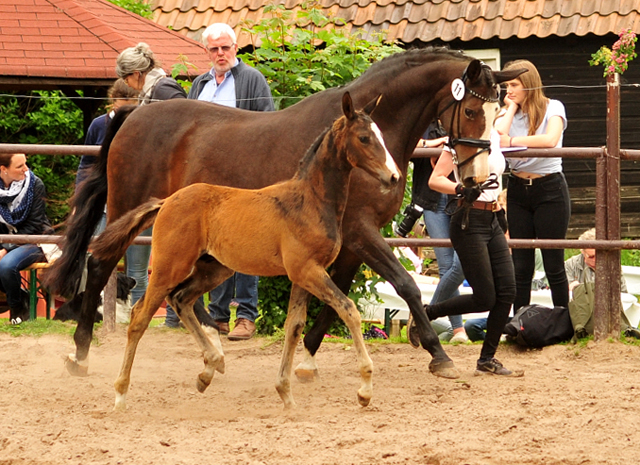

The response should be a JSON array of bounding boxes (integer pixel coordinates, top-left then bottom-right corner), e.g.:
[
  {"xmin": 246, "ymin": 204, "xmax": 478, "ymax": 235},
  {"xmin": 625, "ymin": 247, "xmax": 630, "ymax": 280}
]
[
  {"xmin": 423, "ymin": 194, "xmax": 465, "ymax": 330},
  {"xmin": 0, "ymin": 244, "xmax": 46, "ymax": 310},
  {"xmin": 125, "ymin": 226, "xmax": 152, "ymax": 305}
]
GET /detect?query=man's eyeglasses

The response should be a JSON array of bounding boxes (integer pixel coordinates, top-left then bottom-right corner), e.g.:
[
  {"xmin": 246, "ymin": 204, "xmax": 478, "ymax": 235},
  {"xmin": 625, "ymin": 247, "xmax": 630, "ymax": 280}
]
[{"xmin": 207, "ymin": 45, "xmax": 234, "ymax": 54}]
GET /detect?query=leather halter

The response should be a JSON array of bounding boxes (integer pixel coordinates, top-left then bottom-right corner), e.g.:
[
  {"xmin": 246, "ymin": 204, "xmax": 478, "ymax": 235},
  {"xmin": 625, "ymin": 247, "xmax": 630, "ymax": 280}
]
[{"xmin": 437, "ymin": 63, "xmax": 499, "ymax": 168}]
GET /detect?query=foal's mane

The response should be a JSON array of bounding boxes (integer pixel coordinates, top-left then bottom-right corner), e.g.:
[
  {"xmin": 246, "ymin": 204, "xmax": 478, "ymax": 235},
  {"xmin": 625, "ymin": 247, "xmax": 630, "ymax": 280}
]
[{"xmin": 295, "ymin": 125, "xmax": 333, "ymax": 177}]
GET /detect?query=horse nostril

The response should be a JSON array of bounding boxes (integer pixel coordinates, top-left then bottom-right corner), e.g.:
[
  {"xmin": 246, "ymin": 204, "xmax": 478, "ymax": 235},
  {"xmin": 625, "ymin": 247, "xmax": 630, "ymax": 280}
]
[{"xmin": 391, "ymin": 173, "xmax": 400, "ymax": 184}]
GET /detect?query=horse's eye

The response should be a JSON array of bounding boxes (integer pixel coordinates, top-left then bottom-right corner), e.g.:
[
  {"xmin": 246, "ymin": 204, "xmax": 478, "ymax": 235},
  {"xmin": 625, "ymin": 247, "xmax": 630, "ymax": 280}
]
[
  {"xmin": 464, "ymin": 108, "xmax": 475, "ymax": 119},
  {"xmin": 359, "ymin": 135, "xmax": 370, "ymax": 144}
]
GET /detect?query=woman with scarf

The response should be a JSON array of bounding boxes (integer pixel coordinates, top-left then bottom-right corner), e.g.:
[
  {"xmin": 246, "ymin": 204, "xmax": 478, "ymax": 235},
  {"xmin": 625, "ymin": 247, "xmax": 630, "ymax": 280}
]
[{"xmin": 0, "ymin": 153, "xmax": 53, "ymax": 324}]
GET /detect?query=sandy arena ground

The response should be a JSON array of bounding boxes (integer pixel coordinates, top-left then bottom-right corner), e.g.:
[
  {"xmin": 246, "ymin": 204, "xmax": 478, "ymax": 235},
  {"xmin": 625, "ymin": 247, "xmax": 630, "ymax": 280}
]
[{"xmin": 1, "ymin": 325, "xmax": 639, "ymax": 465}]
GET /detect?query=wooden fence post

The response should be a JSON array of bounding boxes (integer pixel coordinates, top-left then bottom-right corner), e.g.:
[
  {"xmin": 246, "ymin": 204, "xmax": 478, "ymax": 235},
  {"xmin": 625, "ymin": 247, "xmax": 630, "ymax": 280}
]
[
  {"xmin": 102, "ymin": 270, "xmax": 117, "ymax": 332},
  {"xmin": 594, "ymin": 72, "xmax": 622, "ymax": 340}
]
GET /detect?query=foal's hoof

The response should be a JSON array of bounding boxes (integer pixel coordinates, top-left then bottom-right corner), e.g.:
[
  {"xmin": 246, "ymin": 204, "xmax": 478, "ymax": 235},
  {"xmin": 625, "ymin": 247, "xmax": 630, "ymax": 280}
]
[
  {"xmin": 215, "ymin": 358, "xmax": 225, "ymax": 375},
  {"xmin": 64, "ymin": 354, "xmax": 88, "ymax": 377},
  {"xmin": 428, "ymin": 360, "xmax": 460, "ymax": 379},
  {"xmin": 196, "ymin": 374, "xmax": 211, "ymax": 393},
  {"xmin": 357, "ymin": 392, "xmax": 371, "ymax": 408},
  {"xmin": 294, "ymin": 367, "xmax": 319, "ymax": 384}
]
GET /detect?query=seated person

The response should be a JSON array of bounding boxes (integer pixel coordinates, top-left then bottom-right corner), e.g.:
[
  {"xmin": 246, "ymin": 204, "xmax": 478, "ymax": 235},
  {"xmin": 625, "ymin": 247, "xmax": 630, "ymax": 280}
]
[
  {"xmin": 0, "ymin": 153, "xmax": 54, "ymax": 324},
  {"xmin": 564, "ymin": 227, "xmax": 627, "ymax": 293}
]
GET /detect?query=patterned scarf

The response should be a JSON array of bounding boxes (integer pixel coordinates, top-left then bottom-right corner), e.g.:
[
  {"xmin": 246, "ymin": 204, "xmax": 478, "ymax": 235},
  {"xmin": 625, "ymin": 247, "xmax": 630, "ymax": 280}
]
[
  {"xmin": 0, "ymin": 170, "xmax": 35, "ymax": 231},
  {"xmin": 139, "ymin": 67, "xmax": 168, "ymax": 105}
]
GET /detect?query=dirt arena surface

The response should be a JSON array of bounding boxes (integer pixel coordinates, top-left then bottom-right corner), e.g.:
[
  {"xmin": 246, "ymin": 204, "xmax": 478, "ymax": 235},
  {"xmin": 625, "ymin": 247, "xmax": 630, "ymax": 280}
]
[{"xmin": 1, "ymin": 326, "xmax": 639, "ymax": 465}]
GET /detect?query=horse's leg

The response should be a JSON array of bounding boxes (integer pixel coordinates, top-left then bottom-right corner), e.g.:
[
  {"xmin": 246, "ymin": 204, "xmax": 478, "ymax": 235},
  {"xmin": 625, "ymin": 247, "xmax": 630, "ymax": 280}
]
[
  {"xmin": 168, "ymin": 258, "xmax": 233, "ymax": 393},
  {"xmin": 300, "ymin": 270, "xmax": 373, "ymax": 407},
  {"xmin": 67, "ymin": 255, "xmax": 120, "ymax": 376},
  {"xmin": 276, "ymin": 284, "xmax": 311, "ymax": 409},
  {"xmin": 345, "ymin": 226, "xmax": 459, "ymax": 379},
  {"xmin": 295, "ymin": 249, "xmax": 360, "ymax": 383},
  {"xmin": 113, "ymin": 285, "xmax": 168, "ymax": 411}
]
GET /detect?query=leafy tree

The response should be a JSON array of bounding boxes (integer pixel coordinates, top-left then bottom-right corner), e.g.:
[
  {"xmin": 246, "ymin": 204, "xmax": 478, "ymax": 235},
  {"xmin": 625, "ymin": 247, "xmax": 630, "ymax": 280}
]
[
  {"xmin": 106, "ymin": 0, "xmax": 153, "ymax": 19},
  {"xmin": 238, "ymin": 3, "xmax": 402, "ymax": 109}
]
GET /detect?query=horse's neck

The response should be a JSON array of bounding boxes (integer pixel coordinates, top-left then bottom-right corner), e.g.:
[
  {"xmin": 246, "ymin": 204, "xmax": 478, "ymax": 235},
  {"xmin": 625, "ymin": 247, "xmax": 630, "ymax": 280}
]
[
  {"xmin": 347, "ymin": 58, "xmax": 463, "ymax": 169},
  {"xmin": 296, "ymin": 136, "xmax": 352, "ymax": 223}
]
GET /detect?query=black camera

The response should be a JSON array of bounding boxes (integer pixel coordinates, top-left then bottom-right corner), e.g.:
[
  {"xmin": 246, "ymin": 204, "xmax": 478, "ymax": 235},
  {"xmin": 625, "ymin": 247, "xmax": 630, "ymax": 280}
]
[{"xmin": 394, "ymin": 203, "xmax": 424, "ymax": 237}]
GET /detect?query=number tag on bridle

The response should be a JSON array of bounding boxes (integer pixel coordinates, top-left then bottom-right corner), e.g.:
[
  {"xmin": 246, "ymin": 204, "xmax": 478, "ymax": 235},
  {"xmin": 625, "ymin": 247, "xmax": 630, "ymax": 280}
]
[{"xmin": 451, "ymin": 78, "xmax": 465, "ymax": 101}]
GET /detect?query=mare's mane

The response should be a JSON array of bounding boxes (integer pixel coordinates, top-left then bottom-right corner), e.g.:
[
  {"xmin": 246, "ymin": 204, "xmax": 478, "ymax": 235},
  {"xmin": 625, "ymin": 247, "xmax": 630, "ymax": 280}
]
[{"xmin": 353, "ymin": 46, "xmax": 470, "ymax": 84}]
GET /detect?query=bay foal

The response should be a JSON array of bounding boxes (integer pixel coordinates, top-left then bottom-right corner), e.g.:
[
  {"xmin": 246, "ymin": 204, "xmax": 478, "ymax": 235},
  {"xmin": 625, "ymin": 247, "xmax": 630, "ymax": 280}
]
[{"xmin": 91, "ymin": 92, "xmax": 400, "ymax": 410}]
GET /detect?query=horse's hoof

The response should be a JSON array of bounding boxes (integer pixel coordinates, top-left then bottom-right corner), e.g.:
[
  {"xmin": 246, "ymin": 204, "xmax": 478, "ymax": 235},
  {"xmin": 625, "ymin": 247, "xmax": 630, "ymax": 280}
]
[
  {"xmin": 113, "ymin": 393, "xmax": 127, "ymax": 411},
  {"xmin": 357, "ymin": 392, "xmax": 371, "ymax": 407},
  {"xmin": 294, "ymin": 367, "xmax": 319, "ymax": 384},
  {"xmin": 429, "ymin": 360, "xmax": 460, "ymax": 379},
  {"xmin": 215, "ymin": 358, "xmax": 225, "ymax": 375},
  {"xmin": 64, "ymin": 354, "xmax": 88, "ymax": 377},
  {"xmin": 196, "ymin": 375, "xmax": 210, "ymax": 393},
  {"xmin": 282, "ymin": 401, "xmax": 296, "ymax": 410}
]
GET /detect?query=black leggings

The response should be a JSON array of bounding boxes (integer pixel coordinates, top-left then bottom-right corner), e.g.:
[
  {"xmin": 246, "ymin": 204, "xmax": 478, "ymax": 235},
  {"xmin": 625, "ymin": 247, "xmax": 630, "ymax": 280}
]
[
  {"xmin": 507, "ymin": 173, "xmax": 571, "ymax": 310},
  {"xmin": 429, "ymin": 208, "xmax": 516, "ymax": 362}
]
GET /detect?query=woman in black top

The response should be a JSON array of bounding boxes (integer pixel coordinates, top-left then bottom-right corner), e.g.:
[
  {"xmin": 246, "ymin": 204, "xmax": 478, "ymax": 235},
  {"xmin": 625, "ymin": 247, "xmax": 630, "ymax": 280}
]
[{"xmin": 0, "ymin": 153, "xmax": 53, "ymax": 324}]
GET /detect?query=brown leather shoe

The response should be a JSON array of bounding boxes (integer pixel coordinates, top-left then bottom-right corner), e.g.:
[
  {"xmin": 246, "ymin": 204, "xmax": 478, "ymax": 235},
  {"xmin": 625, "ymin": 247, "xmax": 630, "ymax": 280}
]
[
  {"xmin": 215, "ymin": 320, "xmax": 230, "ymax": 335},
  {"xmin": 228, "ymin": 318, "xmax": 255, "ymax": 341}
]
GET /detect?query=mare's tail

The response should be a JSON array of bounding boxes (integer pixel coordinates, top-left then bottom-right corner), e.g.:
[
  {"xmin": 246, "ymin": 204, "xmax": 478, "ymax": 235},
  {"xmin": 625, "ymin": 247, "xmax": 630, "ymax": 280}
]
[
  {"xmin": 42, "ymin": 106, "xmax": 138, "ymax": 297},
  {"xmin": 90, "ymin": 199, "xmax": 164, "ymax": 263}
]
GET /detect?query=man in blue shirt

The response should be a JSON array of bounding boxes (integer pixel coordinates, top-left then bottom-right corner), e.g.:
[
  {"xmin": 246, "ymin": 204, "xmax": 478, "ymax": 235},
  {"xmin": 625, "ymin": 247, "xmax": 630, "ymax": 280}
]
[{"xmin": 170, "ymin": 23, "xmax": 274, "ymax": 340}]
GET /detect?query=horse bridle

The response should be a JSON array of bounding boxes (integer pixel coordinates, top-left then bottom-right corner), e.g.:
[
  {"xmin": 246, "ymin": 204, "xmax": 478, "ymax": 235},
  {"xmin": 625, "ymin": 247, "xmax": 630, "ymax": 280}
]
[{"xmin": 437, "ymin": 63, "xmax": 500, "ymax": 168}]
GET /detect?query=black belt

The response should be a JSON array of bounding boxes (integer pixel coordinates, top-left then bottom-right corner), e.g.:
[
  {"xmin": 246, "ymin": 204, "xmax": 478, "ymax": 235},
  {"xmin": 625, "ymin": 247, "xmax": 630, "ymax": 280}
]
[{"xmin": 508, "ymin": 172, "xmax": 562, "ymax": 186}]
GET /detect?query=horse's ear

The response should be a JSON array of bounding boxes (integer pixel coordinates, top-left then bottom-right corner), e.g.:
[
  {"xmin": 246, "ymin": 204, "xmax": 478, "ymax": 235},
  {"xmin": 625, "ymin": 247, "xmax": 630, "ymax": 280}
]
[
  {"xmin": 465, "ymin": 59, "xmax": 483, "ymax": 83},
  {"xmin": 363, "ymin": 94, "xmax": 382, "ymax": 116},
  {"xmin": 342, "ymin": 91, "xmax": 356, "ymax": 120},
  {"xmin": 493, "ymin": 68, "xmax": 528, "ymax": 84}
]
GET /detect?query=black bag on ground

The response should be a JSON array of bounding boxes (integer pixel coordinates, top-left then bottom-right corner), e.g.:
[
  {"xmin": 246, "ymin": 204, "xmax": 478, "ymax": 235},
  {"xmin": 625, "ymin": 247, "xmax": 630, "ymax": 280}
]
[{"xmin": 504, "ymin": 304, "xmax": 574, "ymax": 348}]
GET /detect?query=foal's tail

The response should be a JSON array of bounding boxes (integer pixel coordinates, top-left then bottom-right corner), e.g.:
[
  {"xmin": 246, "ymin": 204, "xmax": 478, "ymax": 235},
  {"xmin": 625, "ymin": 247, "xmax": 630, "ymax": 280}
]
[
  {"xmin": 42, "ymin": 106, "xmax": 137, "ymax": 297},
  {"xmin": 90, "ymin": 199, "xmax": 164, "ymax": 263}
]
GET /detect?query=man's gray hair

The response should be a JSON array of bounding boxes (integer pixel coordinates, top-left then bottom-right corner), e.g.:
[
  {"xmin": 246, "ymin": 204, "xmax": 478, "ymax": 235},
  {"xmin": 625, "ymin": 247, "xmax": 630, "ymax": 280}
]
[
  {"xmin": 201, "ymin": 23, "xmax": 237, "ymax": 46},
  {"xmin": 579, "ymin": 227, "xmax": 596, "ymax": 242},
  {"xmin": 115, "ymin": 42, "xmax": 158, "ymax": 78}
]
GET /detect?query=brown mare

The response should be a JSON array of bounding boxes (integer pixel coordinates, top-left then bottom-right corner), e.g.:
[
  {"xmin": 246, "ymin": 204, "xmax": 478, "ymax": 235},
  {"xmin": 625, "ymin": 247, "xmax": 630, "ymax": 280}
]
[
  {"xmin": 44, "ymin": 47, "xmax": 523, "ymax": 380},
  {"xmin": 90, "ymin": 93, "xmax": 400, "ymax": 409}
]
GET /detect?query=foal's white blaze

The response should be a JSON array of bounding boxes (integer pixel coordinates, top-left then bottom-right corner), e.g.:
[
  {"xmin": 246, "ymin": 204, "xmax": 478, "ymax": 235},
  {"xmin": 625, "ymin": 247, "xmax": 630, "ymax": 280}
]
[{"xmin": 370, "ymin": 122, "xmax": 400, "ymax": 178}]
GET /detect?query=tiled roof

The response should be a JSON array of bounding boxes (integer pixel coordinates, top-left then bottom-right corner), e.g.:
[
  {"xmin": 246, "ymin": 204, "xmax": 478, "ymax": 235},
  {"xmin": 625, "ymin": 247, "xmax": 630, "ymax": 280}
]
[
  {"xmin": 150, "ymin": 0, "xmax": 640, "ymax": 47},
  {"xmin": 0, "ymin": 0, "xmax": 212, "ymax": 81}
]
